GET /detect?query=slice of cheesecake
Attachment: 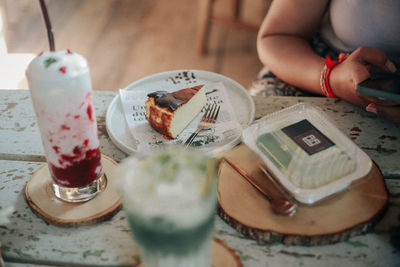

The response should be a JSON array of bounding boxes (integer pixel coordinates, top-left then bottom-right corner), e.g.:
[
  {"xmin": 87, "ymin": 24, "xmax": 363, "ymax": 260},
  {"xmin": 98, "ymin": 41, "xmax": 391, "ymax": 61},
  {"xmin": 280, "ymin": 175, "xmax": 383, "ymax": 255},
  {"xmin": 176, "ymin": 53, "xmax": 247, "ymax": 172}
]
[{"xmin": 145, "ymin": 85, "xmax": 206, "ymax": 139}]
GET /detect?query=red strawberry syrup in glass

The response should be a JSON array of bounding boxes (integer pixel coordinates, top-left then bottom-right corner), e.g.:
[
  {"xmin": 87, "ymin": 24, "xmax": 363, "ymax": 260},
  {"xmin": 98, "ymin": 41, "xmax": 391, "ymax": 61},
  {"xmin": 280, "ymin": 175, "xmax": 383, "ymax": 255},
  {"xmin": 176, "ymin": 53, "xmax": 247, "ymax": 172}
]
[{"xmin": 49, "ymin": 146, "xmax": 102, "ymax": 188}]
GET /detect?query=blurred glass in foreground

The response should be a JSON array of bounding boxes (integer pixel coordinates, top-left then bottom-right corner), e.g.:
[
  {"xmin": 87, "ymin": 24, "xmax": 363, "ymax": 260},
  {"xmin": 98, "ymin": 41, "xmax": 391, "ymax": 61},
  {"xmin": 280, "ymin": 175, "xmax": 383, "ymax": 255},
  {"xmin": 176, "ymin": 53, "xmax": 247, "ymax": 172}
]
[{"xmin": 113, "ymin": 147, "xmax": 218, "ymax": 267}]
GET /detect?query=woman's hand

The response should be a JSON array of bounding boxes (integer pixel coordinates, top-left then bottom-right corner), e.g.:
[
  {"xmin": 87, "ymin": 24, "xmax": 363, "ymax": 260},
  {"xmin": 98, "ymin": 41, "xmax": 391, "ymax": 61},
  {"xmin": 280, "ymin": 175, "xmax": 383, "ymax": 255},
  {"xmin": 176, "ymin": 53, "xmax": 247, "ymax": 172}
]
[
  {"xmin": 257, "ymin": 0, "xmax": 399, "ymax": 123},
  {"xmin": 365, "ymin": 103, "xmax": 400, "ymax": 123},
  {"xmin": 329, "ymin": 46, "xmax": 400, "ymax": 123}
]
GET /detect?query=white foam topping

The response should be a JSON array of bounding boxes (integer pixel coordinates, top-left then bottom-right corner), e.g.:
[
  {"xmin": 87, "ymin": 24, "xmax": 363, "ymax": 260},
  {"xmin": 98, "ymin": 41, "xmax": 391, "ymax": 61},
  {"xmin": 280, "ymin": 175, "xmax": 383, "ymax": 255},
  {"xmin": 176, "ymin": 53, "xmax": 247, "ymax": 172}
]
[{"xmin": 26, "ymin": 50, "xmax": 89, "ymax": 81}]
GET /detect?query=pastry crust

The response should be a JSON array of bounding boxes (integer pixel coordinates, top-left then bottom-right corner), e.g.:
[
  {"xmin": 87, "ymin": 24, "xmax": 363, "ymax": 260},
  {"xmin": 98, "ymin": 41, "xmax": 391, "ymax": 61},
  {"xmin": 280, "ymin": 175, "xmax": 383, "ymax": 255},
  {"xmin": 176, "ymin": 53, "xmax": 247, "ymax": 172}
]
[{"xmin": 145, "ymin": 97, "xmax": 174, "ymax": 139}]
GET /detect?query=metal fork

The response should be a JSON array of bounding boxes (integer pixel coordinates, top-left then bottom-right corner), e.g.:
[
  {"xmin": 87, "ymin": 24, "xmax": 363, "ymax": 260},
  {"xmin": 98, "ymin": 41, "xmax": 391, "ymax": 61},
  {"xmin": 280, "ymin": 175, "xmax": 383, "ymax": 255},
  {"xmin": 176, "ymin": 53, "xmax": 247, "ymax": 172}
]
[{"xmin": 184, "ymin": 103, "xmax": 220, "ymax": 146}]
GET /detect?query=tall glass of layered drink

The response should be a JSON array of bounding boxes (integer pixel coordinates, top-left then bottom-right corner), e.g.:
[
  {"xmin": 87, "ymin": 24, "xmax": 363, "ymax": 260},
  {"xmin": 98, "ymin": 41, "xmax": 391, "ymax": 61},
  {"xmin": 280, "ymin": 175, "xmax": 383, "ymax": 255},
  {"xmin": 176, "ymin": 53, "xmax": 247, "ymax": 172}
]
[
  {"xmin": 114, "ymin": 148, "xmax": 218, "ymax": 267},
  {"xmin": 26, "ymin": 50, "xmax": 106, "ymax": 202}
]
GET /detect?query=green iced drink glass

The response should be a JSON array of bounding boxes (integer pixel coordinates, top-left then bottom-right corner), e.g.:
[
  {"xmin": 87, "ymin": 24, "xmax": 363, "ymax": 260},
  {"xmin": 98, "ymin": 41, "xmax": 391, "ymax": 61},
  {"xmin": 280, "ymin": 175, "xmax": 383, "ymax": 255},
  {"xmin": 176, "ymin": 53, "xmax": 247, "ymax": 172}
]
[{"xmin": 114, "ymin": 147, "xmax": 218, "ymax": 267}]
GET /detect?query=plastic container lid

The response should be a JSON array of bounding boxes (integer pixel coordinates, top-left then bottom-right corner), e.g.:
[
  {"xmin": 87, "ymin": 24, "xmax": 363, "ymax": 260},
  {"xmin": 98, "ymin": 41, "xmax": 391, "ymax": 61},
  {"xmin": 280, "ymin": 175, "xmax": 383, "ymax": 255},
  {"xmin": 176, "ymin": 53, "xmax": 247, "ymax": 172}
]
[{"xmin": 242, "ymin": 103, "xmax": 372, "ymax": 204}]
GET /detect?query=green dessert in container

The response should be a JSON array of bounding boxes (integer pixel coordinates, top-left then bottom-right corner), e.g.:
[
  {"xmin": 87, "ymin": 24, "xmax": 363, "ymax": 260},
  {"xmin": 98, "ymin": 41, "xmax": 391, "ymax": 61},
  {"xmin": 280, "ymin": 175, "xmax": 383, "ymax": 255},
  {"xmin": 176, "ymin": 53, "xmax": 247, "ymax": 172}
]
[
  {"xmin": 256, "ymin": 120, "xmax": 356, "ymax": 189},
  {"xmin": 242, "ymin": 103, "xmax": 372, "ymax": 204}
]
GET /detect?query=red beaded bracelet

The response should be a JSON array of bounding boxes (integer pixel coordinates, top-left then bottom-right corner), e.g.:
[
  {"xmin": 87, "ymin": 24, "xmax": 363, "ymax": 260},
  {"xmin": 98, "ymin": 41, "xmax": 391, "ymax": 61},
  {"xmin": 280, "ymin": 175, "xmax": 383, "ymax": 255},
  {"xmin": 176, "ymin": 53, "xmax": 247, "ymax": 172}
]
[{"xmin": 320, "ymin": 55, "xmax": 345, "ymax": 98}]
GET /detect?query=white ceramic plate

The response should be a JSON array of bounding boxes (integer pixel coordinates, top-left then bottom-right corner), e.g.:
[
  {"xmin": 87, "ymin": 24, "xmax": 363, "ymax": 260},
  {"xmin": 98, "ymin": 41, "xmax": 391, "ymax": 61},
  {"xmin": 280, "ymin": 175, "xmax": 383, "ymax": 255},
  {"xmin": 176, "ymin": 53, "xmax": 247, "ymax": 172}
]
[{"xmin": 106, "ymin": 70, "xmax": 255, "ymax": 155}]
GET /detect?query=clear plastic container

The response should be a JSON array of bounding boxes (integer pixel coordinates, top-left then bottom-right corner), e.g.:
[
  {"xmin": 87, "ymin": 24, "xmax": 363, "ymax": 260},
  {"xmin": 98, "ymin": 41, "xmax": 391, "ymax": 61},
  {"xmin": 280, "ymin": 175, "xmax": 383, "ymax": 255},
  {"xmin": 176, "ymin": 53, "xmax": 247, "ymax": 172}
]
[{"xmin": 242, "ymin": 103, "xmax": 372, "ymax": 204}]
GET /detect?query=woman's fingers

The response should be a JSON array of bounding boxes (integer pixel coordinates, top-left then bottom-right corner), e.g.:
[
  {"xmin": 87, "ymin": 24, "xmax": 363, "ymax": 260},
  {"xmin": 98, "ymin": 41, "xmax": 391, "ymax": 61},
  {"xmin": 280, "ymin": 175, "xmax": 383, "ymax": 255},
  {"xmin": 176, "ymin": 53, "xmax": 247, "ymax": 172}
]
[
  {"xmin": 385, "ymin": 60, "xmax": 397, "ymax": 72},
  {"xmin": 351, "ymin": 46, "xmax": 397, "ymax": 73},
  {"xmin": 366, "ymin": 103, "xmax": 400, "ymax": 123},
  {"xmin": 350, "ymin": 63, "xmax": 371, "ymax": 85}
]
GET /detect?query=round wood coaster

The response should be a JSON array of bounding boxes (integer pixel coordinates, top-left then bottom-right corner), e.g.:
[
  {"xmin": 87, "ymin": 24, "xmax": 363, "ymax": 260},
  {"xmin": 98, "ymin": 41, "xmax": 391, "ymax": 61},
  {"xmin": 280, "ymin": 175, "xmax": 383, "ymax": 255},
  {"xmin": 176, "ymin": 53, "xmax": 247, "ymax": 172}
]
[
  {"xmin": 218, "ymin": 145, "xmax": 388, "ymax": 246},
  {"xmin": 135, "ymin": 238, "xmax": 243, "ymax": 267},
  {"xmin": 24, "ymin": 154, "xmax": 122, "ymax": 227}
]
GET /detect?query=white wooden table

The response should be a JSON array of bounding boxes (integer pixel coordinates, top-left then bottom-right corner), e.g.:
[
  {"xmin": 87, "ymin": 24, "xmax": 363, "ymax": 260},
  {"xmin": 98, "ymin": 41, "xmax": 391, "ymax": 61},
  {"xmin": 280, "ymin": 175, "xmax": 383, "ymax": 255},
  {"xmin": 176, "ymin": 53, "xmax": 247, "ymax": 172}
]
[{"xmin": 1, "ymin": 90, "xmax": 399, "ymax": 267}]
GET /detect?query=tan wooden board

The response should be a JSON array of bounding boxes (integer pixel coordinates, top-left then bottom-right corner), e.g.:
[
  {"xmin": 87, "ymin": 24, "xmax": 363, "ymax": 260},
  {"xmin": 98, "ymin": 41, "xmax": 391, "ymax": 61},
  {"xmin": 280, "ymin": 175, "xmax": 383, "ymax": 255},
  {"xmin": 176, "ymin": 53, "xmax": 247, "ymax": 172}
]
[
  {"xmin": 135, "ymin": 237, "xmax": 243, "ymax": 267},
  {"xmin": 24, "ymin": 154, "xmax": 122, "ymax": 227},
  {"xmin": 218, "ymin": 144, "xmax": 388, "ymax": 246}
]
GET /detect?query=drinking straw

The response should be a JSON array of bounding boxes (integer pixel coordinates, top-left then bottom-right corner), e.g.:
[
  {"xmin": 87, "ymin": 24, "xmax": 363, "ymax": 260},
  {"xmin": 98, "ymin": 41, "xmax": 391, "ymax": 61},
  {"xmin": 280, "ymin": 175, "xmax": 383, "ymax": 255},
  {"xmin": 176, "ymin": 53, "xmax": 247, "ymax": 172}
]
[{"xmin": 38, "ymin": 0, "xmax": 55, "ymax": 51}]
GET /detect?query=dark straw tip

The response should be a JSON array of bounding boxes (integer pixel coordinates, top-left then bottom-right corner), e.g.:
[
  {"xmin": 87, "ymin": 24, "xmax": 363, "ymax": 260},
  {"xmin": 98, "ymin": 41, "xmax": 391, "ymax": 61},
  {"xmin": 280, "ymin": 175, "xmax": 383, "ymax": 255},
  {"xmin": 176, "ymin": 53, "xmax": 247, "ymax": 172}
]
[{"xmin": 38, "ymin": 0, "xmax": 55, "ymax": 52}]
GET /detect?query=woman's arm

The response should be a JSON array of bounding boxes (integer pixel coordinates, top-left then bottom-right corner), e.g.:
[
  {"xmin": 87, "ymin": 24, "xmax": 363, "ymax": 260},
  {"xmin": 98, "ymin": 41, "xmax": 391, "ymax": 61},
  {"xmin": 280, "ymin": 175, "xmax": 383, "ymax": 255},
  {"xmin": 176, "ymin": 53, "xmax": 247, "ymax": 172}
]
[
  {"xmin": 257, "ymin": 0, "xmax": 400, "ymax": 123},
  {"xmin": 257, "ymin": 0, "xmax": 329, "ymax": 94}
]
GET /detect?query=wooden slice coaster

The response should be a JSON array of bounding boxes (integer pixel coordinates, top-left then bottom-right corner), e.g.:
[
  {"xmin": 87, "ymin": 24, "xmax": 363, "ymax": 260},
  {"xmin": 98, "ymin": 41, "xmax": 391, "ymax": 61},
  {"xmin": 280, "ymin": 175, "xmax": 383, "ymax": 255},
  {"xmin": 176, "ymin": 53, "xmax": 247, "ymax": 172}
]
[
  {"xmin": 25, "ymin": 154, "xmax": 122, "ymax": 227},
  {"xmin": 135, "ymin": 237, "xmax": 243, "ymax": 267},
  {"xmin": 218, "ymin": 144, "xmax": 388, "ymax": 246}
]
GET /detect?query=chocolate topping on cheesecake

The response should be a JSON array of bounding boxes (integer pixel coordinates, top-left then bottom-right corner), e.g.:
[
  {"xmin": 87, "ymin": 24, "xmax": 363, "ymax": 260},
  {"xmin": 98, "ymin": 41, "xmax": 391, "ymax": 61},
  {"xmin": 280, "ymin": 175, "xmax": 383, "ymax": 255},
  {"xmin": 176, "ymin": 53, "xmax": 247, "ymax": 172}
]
[
  {"xmin": 145, "ymin": 85, "xmax": 206, "ymax": 139},
  {"xmin": 147, "ymin": 86, "xmax": 203, "ymax": 111}
]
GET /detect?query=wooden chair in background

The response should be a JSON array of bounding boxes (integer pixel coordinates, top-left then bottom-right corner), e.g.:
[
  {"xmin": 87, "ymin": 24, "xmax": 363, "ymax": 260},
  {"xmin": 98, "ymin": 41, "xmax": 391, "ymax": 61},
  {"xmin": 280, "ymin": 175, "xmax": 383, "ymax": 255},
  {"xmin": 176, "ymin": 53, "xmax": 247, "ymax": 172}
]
[{"xmin": 197, "ymin": 0, "xmax": 265, "ymax": 55}]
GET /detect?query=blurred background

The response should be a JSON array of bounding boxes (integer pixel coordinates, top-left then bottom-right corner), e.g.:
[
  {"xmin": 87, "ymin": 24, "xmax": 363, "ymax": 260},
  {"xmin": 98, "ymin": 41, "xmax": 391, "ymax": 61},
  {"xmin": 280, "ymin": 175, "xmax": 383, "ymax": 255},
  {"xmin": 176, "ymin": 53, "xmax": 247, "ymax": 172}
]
[{"xmin": 0, "ymin": 0, "xmax": 270, "ymax": 90}]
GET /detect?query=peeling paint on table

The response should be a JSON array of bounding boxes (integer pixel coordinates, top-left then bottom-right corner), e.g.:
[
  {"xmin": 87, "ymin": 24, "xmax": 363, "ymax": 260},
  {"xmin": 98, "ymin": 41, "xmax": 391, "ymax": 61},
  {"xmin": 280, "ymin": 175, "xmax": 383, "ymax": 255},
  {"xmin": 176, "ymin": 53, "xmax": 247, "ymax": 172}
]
[
  {"xmin": 1, "ymin": 91, "xmax": 399, "ymax": 177},
  {"xmin": 1, "ymin": 90, "xmax": 400, "ymax": 266},
  {"xmin": 0, "ymin": 90, "xmax": 126, "ymax": 163},
  {"xmin": 0, "ymin": 160, "xmax": 138, "ymax": 266},
  {"xmin": 1, "ymin": 161, "xmax": 399, "ymax": 267}
]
